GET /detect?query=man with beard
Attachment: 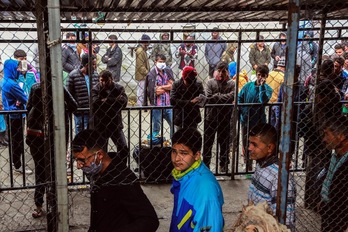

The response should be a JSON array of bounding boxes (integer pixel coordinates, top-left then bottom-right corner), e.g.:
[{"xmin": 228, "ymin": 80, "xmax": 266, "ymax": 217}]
[
  {"xmin": 91, "ymin": 70, "xmax": 128, "ymax": 163},
  {"xmin": 202, "ymin": 61, "xmax": 235, "ymax": 172},
  {"xmin": 71, "ymin": 129, "xmax": 159, "ymax": 232}
]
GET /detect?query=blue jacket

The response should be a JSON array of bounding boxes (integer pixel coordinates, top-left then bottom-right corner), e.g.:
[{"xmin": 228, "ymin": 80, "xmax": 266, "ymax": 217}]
[
  {"xmin": 2, "ymin": 59, "xmax": 28, "ymax": 119},
  {"xmin": 238, "ymin": 81, "xmax": 272, "ymax": 127},
  {"xmin": 170, "ymin": 160, "xmax": 224, "ymax": 232}
]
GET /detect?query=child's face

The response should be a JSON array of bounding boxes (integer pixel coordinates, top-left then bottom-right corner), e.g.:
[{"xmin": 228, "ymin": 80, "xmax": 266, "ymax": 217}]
[
  {"xmin": 248, "ymin": 136, "xmax": 273, "ymax": 160},
  {"xmin": 171, "ymin": 143, "xmax": 200, "ymax": 172}
]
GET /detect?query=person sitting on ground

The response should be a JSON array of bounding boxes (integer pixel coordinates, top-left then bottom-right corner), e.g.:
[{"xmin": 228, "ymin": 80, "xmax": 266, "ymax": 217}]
[
  {"xmin": 170, "ymin": 127, "xmax": 224, "ymax": 232},
  {"xmin": 72, "ymin": 129, "xmax": 159, "ymax": 232}
]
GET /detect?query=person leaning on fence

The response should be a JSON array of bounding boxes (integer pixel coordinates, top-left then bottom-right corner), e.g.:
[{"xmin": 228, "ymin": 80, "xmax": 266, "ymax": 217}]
[
  {"xmin": 319, "ymin": 115, "xmax": 348, "ymax": 232},
  {"xmin": 202, "ymin": 61, "xmax": 235, "ymax": 173},
  {"xmin": 71, "ymin": 129, "xmax": 159, "ymax": 232},
  {"xmin": 205, "ymin": 27, "xmax": 226, "ymax": 79},
  {"xmin": 299, "ymin": 79, "xmax": 342, "ymax": 211},
  {"xmin": 26, "ymin": 82, "xmax": 77, "ymax": 218},
  {"xmin": 150, "ymin": 32, "xmax": 173, "ymax": 67},
  {"xmin": 2, "ymin": 59, "xmax": 32, "ymax": 174},
  {"xmin": 135, "ymin": 34, "xmax": 151, "ymax": 106},
  {"xmin": 238, "ymin": 64, "xmax": 272, "ymax": 172},
  {"xmin": 170, "ymin": 127, "xmax": 224, "ymax": 232},
  {"xmin": 170, "ymin": 66, "xmax": 205, "ymax": 130},
  {"xmin": 66, "ymin": 53, "xmax": 98, "ymax": 135},
  {"xmin": 91, "ymin": 70, "xmax": 129, "ymax": 163},
  {"xmin": 101, "ymin": 34, "xmax": 123, "ymax": 82},
  {"xmin": 143, "ymin": 54, "xmax": 174, "ymax": 137},
  {"xmin": 247, "ymin": 123, "xmax": 296, "ymax": 231}
]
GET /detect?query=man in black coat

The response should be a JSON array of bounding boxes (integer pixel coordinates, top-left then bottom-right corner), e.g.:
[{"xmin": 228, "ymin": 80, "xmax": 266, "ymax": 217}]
[
  {"xmin": 101, "ymin": 34, "xmax": 123, "ymax": 82},
  {"xmin": 170, "ymin": 66, "xmax": 205, "ymax": 130},
  {"xmin": 62, "ymin": 32, "xmax": 81, "ymax": 75},
  {"xmin": 72, "ymin": 129, "xmax": 159, "ymax": 232},
  {"xmin": 66, "ymin": 53, "xmax": 99, "ymax": 134},
  {"xmin": 26, "ymin": 83, "xmax": 77, "ymax": 218},
  {"xmin": 320, "ymin": 115, "xmax": 348, "ymax": 232},
  {"xmin": 91, "ymin": 70, "xmax": 128, "ymax": 163}
]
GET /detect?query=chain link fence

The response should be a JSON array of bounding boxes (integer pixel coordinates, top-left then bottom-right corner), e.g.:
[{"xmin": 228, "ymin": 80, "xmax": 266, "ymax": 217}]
[{"xmin": 1, "ymin": 0, "xmax": 348, "ymax": 231}]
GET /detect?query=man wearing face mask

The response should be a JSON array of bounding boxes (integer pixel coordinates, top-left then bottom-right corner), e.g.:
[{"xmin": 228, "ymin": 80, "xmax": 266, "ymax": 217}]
[
  {"xmin": 2, "ymin": 59, "xmax": 32, "ymax": 174},
  {"xmin": 102, "ymin": 34, "xmax": 123, "ymax": 82},
  {"xmin": 202, "ymin": 62, "xmax": 235, "ymax": 173},
  {"xmin": 91, "ymin": 70, "xmax": 129, "ymax": 163},
  {"xmin": 144, "ymin": 54, "xmax": 174, "ymax": 137},
  {"xmin": 62, "ymin": 32, "xmax": 81, "ymax": 83},
  {"xmin": 72, "ymin": 129, "xmax": 159, "ymax": 232},
  {"xmin": 170, "ymin": 66, "xmax": 205, "ymax": 130}
]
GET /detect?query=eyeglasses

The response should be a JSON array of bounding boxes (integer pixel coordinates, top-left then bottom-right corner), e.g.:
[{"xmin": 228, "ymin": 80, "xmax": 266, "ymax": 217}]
[{"xmin": 73, "ymin": 150, "xmax": 100, "ymax": 165}]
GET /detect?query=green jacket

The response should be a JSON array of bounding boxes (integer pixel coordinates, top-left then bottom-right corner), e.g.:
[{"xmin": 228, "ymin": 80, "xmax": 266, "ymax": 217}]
[
  {"xmin": 135, "ymin": 45, "xmax": 150, "ymax": 81},
  {"xmin": 249, "ymin": 44, "xmax": 271, "ymax": 70}
]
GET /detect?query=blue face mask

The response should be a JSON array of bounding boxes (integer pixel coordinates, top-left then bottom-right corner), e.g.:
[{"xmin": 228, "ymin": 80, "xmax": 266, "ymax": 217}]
[
  {"xmin": 82, "ymin": 155, "xmax": 102, "ymax": 176},
  {"xmin": 68, "ymin": 43, "xmax": 77, "ymax": 51}
]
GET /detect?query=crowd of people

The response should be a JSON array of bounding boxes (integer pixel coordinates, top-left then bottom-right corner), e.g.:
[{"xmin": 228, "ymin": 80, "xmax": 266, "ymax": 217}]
[{"xmin": 0, "ymin": 28, "xmax": 348, "ymax": 231}]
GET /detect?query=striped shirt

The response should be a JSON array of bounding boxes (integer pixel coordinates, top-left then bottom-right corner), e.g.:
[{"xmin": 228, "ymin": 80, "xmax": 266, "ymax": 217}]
[
  {"xmin": 155, "ymin": 70, "xmax": 171, "ymax": 106},
  {"xmin": 248, "ymin": 156, "xmax": 296, "ymax": 229}
]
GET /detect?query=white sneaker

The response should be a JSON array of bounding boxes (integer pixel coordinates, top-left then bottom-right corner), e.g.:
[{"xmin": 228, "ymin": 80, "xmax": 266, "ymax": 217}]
[{"xmin": 14, "ymin": 167, "xmax": 33, "ymax": 175}]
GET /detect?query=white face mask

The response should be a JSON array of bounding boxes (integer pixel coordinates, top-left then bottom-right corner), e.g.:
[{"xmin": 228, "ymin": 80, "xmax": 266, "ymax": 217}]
[
  {"xmin": 18, "ymin": 60, "xmax": 27, "ymax": 72},
  {"xmin": 156, "ymin": 62, "xmax": 166, "ymax": 70}
]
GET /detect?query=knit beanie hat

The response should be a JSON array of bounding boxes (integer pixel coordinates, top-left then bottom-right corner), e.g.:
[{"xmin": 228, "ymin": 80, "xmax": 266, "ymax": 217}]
[
  {"xmin": 182, "ymin": 66, "xmax": 197, "ymax": 80},
  {"xmin": 141, "ymin": 34, "xmax": 151, "ymax": 41}
]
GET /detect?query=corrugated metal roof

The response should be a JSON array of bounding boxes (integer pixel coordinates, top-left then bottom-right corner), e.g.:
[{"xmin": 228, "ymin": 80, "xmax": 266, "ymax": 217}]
[{"xmin": 0, "ymin": 0, "xmax": 347, "ymax": 23}]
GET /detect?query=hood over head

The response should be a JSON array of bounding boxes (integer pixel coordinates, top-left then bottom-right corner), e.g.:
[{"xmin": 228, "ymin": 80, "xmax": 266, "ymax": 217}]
[
  {"xmin": 159, "ymin": 32, "xmax": 170, "ymax": 40},
  {"xmin": 4, "ymin": 59, "xmax": 20, "ymax": 80}
]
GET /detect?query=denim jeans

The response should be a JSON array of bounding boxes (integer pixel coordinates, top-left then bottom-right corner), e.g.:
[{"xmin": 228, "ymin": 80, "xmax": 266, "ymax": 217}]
[
  {"xmin": 152, "ymin": 108, "xmax": 173, "ymax": 137},
  {"xmin": 74, "ymin": 114, "xmax": 89, "ymax": 135}
]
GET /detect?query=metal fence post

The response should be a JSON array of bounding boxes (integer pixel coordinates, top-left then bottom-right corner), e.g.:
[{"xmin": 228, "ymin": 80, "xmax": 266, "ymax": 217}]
[
  {"xmin": 276, "ymin": 0, "xmax": 300, "ymax": 225},
  {"xmin": 47, "ymin": 0, "xmax": 69, "ymax": 231}
]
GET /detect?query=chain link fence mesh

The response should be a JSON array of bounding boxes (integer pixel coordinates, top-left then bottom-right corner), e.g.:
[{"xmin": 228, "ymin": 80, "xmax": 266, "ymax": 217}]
[{"xmin": 0, "ymin": 0, "xmax": 348, "ymax": 231}]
